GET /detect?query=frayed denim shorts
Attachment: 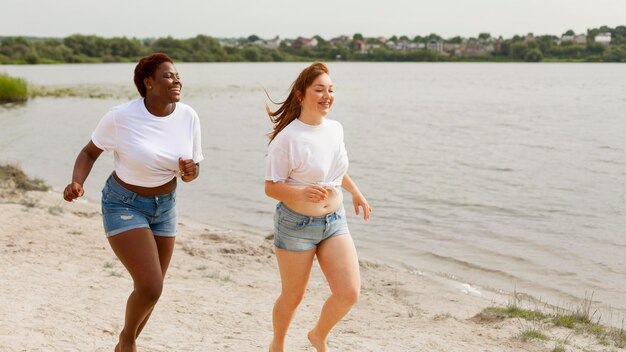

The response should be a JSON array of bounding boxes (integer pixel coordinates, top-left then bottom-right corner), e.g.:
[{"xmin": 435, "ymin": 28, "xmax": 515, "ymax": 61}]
[
  {"xmin": 101, "ymin": 174, "xmax": 177, "ymax": 238},
  {"xmin": 273, "ymin": 202, "xmax": 349, "ymax": 252}
]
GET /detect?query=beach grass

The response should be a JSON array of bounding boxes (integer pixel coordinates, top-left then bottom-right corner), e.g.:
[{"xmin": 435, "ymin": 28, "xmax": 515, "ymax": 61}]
[
  {"xmin": 0, "ymin": 73, "xmax": 28, "ymax": 103},
  {"xmin": 477, "ymin": 292, "xmax": 626, "ymax": 349},
  {"xmin": 0, "ymin": 164, "xmax": 49, "ymax": 191}
]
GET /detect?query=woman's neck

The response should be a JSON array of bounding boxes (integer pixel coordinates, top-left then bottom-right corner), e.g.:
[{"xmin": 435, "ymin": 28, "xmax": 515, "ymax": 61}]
[
  {"xmin": 298, "ymin": 111, "xmax": 324, "ymax": 126},
  {"xmin": 144, "ymin": 97, "xmax": 175, "ymax": 117}
]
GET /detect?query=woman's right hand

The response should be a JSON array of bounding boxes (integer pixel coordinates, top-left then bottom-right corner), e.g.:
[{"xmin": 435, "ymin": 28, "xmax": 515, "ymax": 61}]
[
  {"xmin": 301, "ymin": 184, "xmax": 328, "ymax": 203},
  {"xmin": 63, "ymin": 182, "xmax": 84, "ymax": 202}
]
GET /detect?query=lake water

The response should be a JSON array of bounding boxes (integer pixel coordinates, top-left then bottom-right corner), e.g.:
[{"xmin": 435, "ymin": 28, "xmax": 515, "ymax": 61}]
[{"xmin": 1, "ymin": 62, "xmax": 625, "ymax": 326}]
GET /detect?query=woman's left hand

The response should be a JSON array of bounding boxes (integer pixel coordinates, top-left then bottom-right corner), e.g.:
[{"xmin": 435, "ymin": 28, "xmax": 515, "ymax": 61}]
[
  {"xmin": 352, "ymin": 192, "xmax": 372, "ymax": 221},
  {"xmin": 179, "ymin": 157, "xmax": 198, "ymax": 181}
]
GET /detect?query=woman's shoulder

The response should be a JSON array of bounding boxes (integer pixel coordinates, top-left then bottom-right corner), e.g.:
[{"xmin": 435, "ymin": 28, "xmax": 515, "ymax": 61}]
[
  {"xmin": 175, "ymin": 101, "xmax": 198, "ymax": 115},
  {"xmin": 103, "ymin": 98, "xmax": 142, "ymax": 117},
  {"xmin": 325, "ymin": 118, "xmax": 344, "ymax": 129}
]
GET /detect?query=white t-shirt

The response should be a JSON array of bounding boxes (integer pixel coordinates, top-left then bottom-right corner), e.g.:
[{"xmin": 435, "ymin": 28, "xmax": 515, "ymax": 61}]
[
  {"xmin": 265, "ymin": 118, "xmax": 349, "ymax": 191},
  {"xmin": 91, "ymin": 98, "xmax": 204, "ymax": 187}
]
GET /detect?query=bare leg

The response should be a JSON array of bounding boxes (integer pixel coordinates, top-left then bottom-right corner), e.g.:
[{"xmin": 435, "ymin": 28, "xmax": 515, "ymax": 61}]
[
  {"xmin": 108, "ymin": 229, "xmax": 168, "ymax": 352},
  {"xmin": 134, "ymin": 235, "xmax": 175, "ymax": 338},
  {"xmin": 308, "ymin": 235, "xmax": 360, "ymax": 352},
  {"xmin": 269, "ymin": 247, "xmax": 316, "ymax": 352}
]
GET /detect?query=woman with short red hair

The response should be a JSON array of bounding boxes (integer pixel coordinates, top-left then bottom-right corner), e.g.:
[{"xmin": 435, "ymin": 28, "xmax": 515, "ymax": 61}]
[{"xmin": 63, "ymin": 53, "xmax": 203, "ymax": 352}]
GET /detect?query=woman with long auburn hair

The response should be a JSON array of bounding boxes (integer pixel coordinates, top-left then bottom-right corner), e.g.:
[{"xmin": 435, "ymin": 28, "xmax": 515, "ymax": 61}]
[{"xmin": 264, "ymin": 62, "xmax": 372, "ymax": 352}]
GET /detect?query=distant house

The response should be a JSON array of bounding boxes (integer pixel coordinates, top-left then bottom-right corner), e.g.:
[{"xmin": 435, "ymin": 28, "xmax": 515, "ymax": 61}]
[
  {"xmin": 219, "ymin": 38, "xmax": 240, "ymax": 48},
  {"xmin": 329, "ymin": 36, "xmax": 351, "ymax": 47},
  {"xmin": 364, "ymin": 43, "xmax": 381, "ymax": 52},
  {"xmin": 460, "ymin": 40, "xmax": 493, "ymax": 57},
  {"xmin": 262, "ymin": 36, "xmax": 282, "ymax": 49},
  {"xmin": 426, "ymin": 40, "xmax": 443, "ymax": 53},
  {"xmin": 293, "ymin": 37, "xmax": 318, "ymax": 49},
  {"xmin": 574, "ymin": 34, "xmax": 587, "ymax": 45},
  {"xmin": 595, "ymin": 32, "xmax": 612, "ymax": 46},
  {"xmin": 443, "ymin": 43, "xmax": 462, "ymax": 55},
  {"xmin": 353, "ymin": 40, "xmax": 366, "ymax": 53},
  {"xmin": 561, "ymin": 34, "xmax": 587, "ymax": 45}
]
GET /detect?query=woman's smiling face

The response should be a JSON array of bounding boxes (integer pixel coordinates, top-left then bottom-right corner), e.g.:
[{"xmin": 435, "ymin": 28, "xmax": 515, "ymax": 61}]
[
  {"xmin": 146, "ymin": 61, "xmax": 182, "ymax": 103},
  {"xmin": 300, "ymin": 73, "xmax": 334, "ymax": 117}
]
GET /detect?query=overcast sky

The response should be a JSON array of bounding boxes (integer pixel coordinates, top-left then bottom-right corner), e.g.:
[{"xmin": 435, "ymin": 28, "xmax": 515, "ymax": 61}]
[{"xmin": 2, "ymin": 0, "xmax": 625, "ymax": 40}]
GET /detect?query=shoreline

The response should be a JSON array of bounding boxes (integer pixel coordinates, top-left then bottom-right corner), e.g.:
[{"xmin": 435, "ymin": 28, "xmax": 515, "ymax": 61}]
[{"xmin": 1, "ymin": 169, "xmax": 620, "ymax": 351}]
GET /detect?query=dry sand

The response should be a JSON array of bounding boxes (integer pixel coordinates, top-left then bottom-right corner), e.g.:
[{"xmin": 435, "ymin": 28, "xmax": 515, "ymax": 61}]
[{"xmin": 0, "ymin": 181, "xmax": 610, "ymax": 351}]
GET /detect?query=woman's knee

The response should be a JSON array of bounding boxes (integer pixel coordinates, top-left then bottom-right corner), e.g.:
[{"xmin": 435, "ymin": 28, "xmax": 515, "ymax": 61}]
[
  {"xmin": 336, "ymin": 286, "xmax": 360, "ymax": 306},
  {"xmin": 135, "ymin": 277, "xmax": 164, "ymax": 303},
  {"xmin": 278, "ymin": 290, "xmax": 306, "ymax": 309}
]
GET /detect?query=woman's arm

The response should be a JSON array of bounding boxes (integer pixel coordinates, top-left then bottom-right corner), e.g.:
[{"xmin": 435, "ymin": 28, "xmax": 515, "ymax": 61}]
[
  {"xmin": 342, "ymin": 174, "xmax": 372, "ymax": 220},
  {"xmin": 265, "ymin": 180, "xmax": 328, "ymax": 203},
  {"xmin": 63, "ymin": 140, "xmax": 104, "ymax": 201}
]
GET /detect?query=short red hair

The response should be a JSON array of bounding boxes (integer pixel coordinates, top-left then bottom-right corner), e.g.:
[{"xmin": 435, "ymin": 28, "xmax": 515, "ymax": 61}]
[{"xmin": 133, "ymin": 53, "xmax": 173, "ymax": 97}]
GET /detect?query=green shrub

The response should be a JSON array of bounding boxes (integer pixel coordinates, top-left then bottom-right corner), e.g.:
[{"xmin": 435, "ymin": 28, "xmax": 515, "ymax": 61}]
[{"xmin": 0, "ymin": 73, "xmax": 28, "ymax": 103}]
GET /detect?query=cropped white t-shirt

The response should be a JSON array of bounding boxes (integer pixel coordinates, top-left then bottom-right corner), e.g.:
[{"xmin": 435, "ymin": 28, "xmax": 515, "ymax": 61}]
[
  {"xmin": 91, "ymin": 98, "xmax": 204, "ymax": 187},
  {"xmin": 265, "ymin": 118, "xmax": 349, "ymax": 192}
]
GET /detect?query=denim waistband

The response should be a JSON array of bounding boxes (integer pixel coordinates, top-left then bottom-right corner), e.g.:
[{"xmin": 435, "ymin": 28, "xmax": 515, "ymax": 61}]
[
  {"xmin": 277, "ymin": 202, "xmax": 344, "ymax": 224},
  {"xmin": 105, "ymin": 174, "xmax": 176, "ymax": 203}
]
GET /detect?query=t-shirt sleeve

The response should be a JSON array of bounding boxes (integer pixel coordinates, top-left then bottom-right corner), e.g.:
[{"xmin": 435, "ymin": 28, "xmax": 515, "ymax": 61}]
[
  {"xmin": 191, "ymin": 112, "xmax": 204, "ymax": 163},
  {"xmin": 90, "ymin": 110, "xmax": 117, "ymax": 151},
  {"xmin": 265, "ymin": 141, "xmax": 290, "ymax": 182}
]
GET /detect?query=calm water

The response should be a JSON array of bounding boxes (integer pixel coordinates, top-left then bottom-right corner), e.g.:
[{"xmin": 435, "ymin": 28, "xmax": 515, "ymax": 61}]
[{"xmin": 1, "ymin": 63, "xmax": 625, "ymax": 325}]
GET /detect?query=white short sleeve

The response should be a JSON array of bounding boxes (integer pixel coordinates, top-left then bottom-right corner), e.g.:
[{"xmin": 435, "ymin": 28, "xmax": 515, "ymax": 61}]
[
  {"xmin": 191, "ymin": 112, "xmax": 204, "ymax": 163},
  {"xmin": 91, "ymin": 110, "xmax": 117, "ymax": 151},
  {"xmin": 265, "ymin": 143, "xmax": 290, "ymax": 182}
]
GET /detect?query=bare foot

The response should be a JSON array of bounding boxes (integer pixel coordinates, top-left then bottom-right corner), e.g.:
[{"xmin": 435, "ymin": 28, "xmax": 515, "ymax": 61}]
[{"xmin": 307, "ymin": 330, "xmax": 327, "ymax": 352}]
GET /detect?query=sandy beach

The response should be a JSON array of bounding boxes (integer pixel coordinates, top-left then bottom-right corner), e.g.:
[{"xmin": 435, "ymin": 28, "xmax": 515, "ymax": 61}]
[{"xmin": 0, "ymin": 176, "xmax": 614, "ymax": 351}]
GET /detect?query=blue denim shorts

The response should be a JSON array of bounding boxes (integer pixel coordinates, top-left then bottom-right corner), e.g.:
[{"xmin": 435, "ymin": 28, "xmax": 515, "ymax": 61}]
[
  {"xmin": 273, "ymin": 202, "xmax": 350, "ymax": 252},
  {"xmin": 101, "ymin": 174, "xmax": 177, "ymax": 237}
]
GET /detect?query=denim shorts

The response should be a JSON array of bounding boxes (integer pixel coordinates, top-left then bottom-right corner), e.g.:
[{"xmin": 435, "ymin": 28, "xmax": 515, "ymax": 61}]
[
  {"xmin": 101, "ymin": 174, "xmax": 177, "ymax": 237},
  {"xmin": 273, "ymin": 202, "xmax": 350, "ymax": 252}
]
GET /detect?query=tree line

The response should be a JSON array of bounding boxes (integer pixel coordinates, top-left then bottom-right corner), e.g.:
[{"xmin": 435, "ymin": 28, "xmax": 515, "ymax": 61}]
[{"xmin": 1, "ymin": 25, "xmax": 625, "ymax": 64}]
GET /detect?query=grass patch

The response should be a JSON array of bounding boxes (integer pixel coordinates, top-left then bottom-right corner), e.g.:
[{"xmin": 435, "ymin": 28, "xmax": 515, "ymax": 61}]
[
  {"xmin": 483, "ymin": 305, "xmax": 549, "ymax": 321},
  {"xmin": 0, "ymin": 164, "xmax": 49, "ymax": 191},
  {"xmin": 519, "ymin": 329, "xmax": 549, "ymax": 342},
  {"xmin": 479, "ymin": 292, "xmax": 626, "ymax": 349},
  {"xmin": 29, "ymin": 84, "xmax": 135, "ymax": 100},
  {"xmin": 0, "ymin": 73, "xmax": 28, "ymax": 103}
]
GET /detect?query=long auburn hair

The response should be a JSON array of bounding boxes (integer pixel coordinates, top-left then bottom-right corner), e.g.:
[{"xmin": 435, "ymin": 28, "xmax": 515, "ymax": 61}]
[{"xmin": 266, "ymin": 62, "xmax": 329, "ymax": 143}]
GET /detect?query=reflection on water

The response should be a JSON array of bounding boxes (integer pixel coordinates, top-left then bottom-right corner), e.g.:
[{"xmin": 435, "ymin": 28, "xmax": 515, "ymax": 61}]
[{"xmin": 1, "ymin": 62, "xmax": 625, "ymax": 326}]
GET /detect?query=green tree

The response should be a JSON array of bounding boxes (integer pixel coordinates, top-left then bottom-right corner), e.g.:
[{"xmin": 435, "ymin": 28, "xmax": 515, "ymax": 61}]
[
  {"xmin": 109, "ymin": 37, "xmax": 145, "ymax": 58},
  {"xmin": 524, "ymin": 49, "xmax": 542, "ymax": 62},
  {"xmin": 64, "ymin": 34, "xmax": 109, "ymax": 57},
  {"xmin": 562, "ymin": 29, "xmax": 575, "ymax": 36},
  {"xmin": 150, "ymin": 36, "xmax": 190, "ymax": 61},
  {"xmin": 510, "ymin": 42, "xmax": 528, "ymax": 60},
  {"xmin": 586, "ymin": 42, "xmax": 606, "ymax": 54},
  {"xmin": 242, "ymin": 46, "xmax": 261, "ymax": 61},
  {"xmin": 352, "ymin": 33, "xmax": 364, "ymax": 41}
]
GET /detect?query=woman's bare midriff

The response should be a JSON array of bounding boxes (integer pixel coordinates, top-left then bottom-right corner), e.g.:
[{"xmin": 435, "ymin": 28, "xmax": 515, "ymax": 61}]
[
  {"xmin": 283, "ymin": 188, "xmax": 344, "ymax": 217},
  {"xmin": 112, "ymin": 172, "xmax": 177, "ymax": 197}
]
